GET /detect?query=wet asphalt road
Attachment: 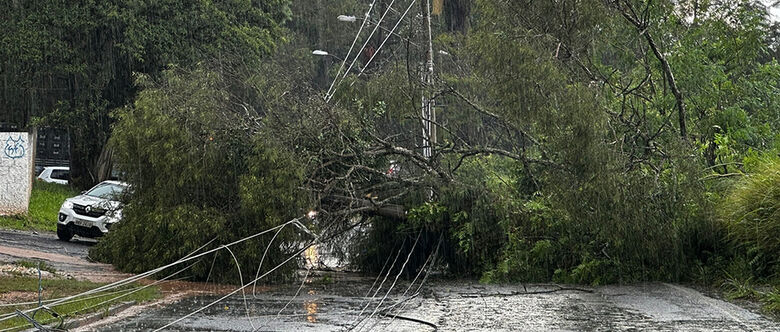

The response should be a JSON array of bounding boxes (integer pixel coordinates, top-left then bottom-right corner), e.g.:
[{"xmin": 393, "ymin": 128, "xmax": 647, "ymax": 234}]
[
  {"xmin": 0, "ymin": 228, "xmax": 95, "ymax": 258},
  {"xmin": 97, "ymin": 277, "xmax": 780, "ymax": 331},
  {"xmin": 0, "ymin": 229, "xmax": 108, "ymax": 275},
  {"xmin": 2, "ymin": 230, "xmax": 778, "ymax": 331}
]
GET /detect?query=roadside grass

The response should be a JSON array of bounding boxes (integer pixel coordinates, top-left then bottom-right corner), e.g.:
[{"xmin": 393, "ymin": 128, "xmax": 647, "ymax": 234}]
[
  {"xmin": 765, "ymin": 290, "xmax": 780, "ymax": 315},
  {"xmin": 0, "ymin": 181, "xmax": 79, "ymax": 232},
  {"xmin": 721, "ymin": 275, "xmax": 780, "ymax": 317},
  {"xmin": 0, "ymin": 275, "xmax": 159, "ymax": 331}
]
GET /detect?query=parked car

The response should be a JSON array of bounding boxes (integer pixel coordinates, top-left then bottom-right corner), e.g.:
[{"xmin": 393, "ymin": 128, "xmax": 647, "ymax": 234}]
[
  {"xmin": 37, "ymin": 166, "xmax": 70, "ymax": 185},
  {"xmin": 56, "ymin": 180, "xmax": 129, "ymax": 241}
]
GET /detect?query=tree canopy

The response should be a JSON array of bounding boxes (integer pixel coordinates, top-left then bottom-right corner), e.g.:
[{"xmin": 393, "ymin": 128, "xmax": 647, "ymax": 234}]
[{"xmin": 0, "ymin": 0, "xmax": 290, "ymax": 187}]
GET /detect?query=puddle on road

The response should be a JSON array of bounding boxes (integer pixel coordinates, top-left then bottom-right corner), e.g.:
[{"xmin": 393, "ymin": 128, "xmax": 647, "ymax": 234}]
[{"xmin": 304, "ymin": 289, "xmax": 318, "ymax": 323}]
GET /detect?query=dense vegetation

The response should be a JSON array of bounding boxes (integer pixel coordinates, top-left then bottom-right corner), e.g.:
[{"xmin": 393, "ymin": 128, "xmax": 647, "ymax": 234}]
[
  {"xmin": 722, "ymin": 157, "xmax": 780, "ymax": 279},
  {"xmin": 3, "ymin": 0, "xmax": 779, "ymax": 305},
  {"xmin": 89, "ymin": 67, "xmax": 309, "ymax": 283},
  {"xmin": 0, "ymin": 0, "xmax": 289, "ymax": 187}
]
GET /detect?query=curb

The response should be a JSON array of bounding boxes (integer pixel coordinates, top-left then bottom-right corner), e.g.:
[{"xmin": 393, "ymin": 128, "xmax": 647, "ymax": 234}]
[{"xmin": 64, "ymin": 301, "xmax": 137, "ymax": 330}]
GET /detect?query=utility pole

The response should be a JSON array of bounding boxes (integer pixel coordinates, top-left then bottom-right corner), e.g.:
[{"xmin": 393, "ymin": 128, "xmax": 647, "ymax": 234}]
[{"xmin": 421, "ymin": 0, "xmax": 435, "ymax": 160}]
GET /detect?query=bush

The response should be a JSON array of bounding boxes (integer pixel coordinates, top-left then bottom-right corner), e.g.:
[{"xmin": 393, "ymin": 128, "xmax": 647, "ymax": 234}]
[{"xmin": 722, "ymin": 157, "xmax": 780, "ymax": 278}]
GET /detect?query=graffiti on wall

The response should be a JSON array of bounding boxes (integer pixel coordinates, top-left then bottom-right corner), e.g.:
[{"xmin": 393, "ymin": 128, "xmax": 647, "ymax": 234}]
[
  {"xmin": 0, "ymin": 133, "xmax": 31, "ymax": 215},
  {"xmin": 4, "ymin": 135, "xmax": 26, "ymax": 159}
]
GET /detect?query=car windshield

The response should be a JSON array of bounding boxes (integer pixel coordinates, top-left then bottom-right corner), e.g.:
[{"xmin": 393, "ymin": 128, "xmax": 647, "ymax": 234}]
[{"xmin": 86, "ymin": 183, "xmax": 126, "ymax": 200}]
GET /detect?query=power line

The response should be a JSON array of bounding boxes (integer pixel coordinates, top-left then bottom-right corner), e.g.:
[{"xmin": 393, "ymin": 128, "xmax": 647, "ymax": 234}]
[
  {"xmin": 224, "ymin": 245, "xmax": 257, "ymax": 330},
  {"xmin": 251, "ymin": 265, "xmax": 312, "ymax": 331},
  {"xmin": 356, "ymin": 0, "xmax": 418, "ymax": 79},
  {"xmin": 0, "ymin": 216, "xmax": 313, "ymax": 324},
  {"xmin": 344, "ymin": 237, "xmax": 408, "ymax": 328},
  {"xmin": 327, "ymin": 0, "xmax": 418, "ymax": 103},
  {"xmin": 327, "ymin": 0, "xmax": 399, "ymax": 101},
  {"xmin": 380, "ymin": 235, "xmax": 442, "ymax": 331},
  {"xmin": 151, "ymin": 241, "xmax": 318, "ymax": 332},
  {"xmin": 0, "ymin": 263, "xmax": 196, "ymax": 331},
  {"xmin": 353, "ymin": 229, "xmax": 422, "ymax": 332},
  {"xmin": 0, "ymin": 237, "xmax": 217, "ymax": 324},
  {"xmin": 325, "ymin": 0, "xmax": 379, "ymax": 99},
  {"xmin": 252, "ymin": 221, "xmax": 289, "ymax": 297},
  {"xmin": 150, "ymin": 217, "xmax": 335, "ymax": 331}
]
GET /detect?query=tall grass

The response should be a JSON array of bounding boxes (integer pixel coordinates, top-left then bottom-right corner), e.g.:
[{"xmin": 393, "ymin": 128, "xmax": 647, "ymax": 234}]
[
  {"xmin": 722, "ymin": 158, "xmax": 780, "ymax": 278},
  {"xmin": 0, "ymin": 181, "xmax": 79, "ymax": 232}
]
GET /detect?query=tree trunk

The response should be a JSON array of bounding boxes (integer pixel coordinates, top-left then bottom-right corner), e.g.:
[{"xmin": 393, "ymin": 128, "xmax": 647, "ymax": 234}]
[{"xmin": 95, "ymin": 140, "xmax": 114, "ymax": 182}]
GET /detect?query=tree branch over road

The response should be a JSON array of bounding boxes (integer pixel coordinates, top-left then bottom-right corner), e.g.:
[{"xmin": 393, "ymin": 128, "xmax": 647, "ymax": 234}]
[{"xmin": 608, "ymin": 0, "xmax": 688, "ymax": 139}]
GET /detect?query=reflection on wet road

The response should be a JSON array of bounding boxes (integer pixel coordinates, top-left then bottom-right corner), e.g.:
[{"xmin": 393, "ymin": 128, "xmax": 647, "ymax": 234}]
[
  {"xmin": 95, "ymin": 276, "xmax": 779, "ymax": 331},
  {"xmin": 304, "ymin": 289, "xmax": 317, "ymax": 323}
]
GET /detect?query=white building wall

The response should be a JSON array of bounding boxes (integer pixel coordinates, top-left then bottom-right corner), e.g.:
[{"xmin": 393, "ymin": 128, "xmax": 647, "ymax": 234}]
[{"xmin": 0, "ymin": 132, "xmax": 33, "ymax": 215}]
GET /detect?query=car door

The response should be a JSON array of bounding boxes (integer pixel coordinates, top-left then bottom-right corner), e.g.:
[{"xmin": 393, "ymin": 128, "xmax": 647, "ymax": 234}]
[{"xmin": 49, "ymin": 169, "xmax": 70, "ymax": 185}]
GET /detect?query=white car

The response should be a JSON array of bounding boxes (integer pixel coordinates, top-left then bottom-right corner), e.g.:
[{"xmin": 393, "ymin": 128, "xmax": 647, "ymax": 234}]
[
  {"xmin": 56, "ymin": 181, "xmax": 128, "ymax": 241},
  {"xmin": 37, "ymin": 166, "xmax": 69, "ymax": 185}
]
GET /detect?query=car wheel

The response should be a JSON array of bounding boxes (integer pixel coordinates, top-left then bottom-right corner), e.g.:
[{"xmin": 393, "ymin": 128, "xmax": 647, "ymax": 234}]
[{"xmin": 57, "ymin": 225, "xmax": 73, "ymax": 242}]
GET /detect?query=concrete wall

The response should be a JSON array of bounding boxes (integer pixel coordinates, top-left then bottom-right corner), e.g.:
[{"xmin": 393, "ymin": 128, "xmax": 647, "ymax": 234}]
[{"xmin": 0, "ymin": 132, "xmax": 33, "ymax": 215}]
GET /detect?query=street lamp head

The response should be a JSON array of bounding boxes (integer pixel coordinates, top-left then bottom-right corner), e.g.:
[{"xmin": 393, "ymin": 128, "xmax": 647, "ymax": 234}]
[
  {"xmin": 312, "ymin": 50, "xmax": 329, "ymax": 56},
  {"xmin": 337, "ymin": 15, "xmax": 358, "ymax": 22}
]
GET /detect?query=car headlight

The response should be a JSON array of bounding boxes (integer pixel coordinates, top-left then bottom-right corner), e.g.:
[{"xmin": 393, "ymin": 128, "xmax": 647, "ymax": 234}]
[{"xmin": 62, "ymin": 200, "xmax": 73, "ymax": 209}]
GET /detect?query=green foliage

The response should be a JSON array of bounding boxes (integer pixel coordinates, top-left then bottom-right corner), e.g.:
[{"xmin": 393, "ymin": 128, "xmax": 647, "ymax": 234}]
[
  {"xmin": 719, "ymin": 255, "xmax": 780, "ymax": 316},
  {"xmin": 765, "ymin": 289, "xmax": 780, "ymax": 315},
  {"xmin": 722, "ymin": 256, "xmax": 760, "ymax": 300},
  {"xmin": 0, "ymin": 0, "xmax": 290, "ymax": 187},
  {"xmin": 721, "ymin": 157, "xmax": 780, "ymax": 278},
  {"xmin": 428, "ymin": 153, "xmax": 721, "ymax": 286},
  {"xmin": 90, "ymin": 67, "xmax": 308, "ymax": 283}
]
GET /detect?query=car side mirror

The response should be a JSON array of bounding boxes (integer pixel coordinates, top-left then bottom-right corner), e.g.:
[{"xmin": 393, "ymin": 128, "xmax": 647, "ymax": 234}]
[{"xmin": 81, "ymin": 190, "xmax": 86, "ymax": 194}]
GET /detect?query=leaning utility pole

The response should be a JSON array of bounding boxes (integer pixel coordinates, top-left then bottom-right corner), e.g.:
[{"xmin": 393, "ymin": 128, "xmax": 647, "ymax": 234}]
[{"xmin": 421, "ymin": 0, "xmax": 435, "ymax": 160}]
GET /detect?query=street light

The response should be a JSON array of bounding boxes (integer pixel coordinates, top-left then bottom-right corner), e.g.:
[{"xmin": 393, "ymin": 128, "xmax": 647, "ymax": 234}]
[
  {"xmin": 312, "ymin": 50, "xmax": 361, "ymax": 72},
  {"xmin": 337, "ymin": 15, "xmax": 358, "ymax": 22},
  {"xmin": 312, "ymin": 50, "xmax": 347, "ymax": 62}
]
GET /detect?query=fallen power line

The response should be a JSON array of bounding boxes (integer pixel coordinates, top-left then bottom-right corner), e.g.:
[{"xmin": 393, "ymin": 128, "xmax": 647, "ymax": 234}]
[{"xmin": 0, "ymin": 217, "xmax": 314, "ymax": 326}]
